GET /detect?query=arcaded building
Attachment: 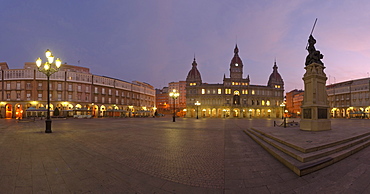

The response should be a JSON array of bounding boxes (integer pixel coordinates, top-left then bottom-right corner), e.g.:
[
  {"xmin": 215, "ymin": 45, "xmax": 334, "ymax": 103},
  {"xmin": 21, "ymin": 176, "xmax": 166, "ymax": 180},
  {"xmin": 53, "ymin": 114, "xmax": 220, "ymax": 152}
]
[
  {"xmin": 185, "ymin": 45, "xmax": 285, "ymax": 118},
  {"xmin": 327, "ymin": 77, "xmax": 370, "ymax": 118},
  {"xmin": 0, "ymin": 62, "xmax": 155, "ymax": 118}
]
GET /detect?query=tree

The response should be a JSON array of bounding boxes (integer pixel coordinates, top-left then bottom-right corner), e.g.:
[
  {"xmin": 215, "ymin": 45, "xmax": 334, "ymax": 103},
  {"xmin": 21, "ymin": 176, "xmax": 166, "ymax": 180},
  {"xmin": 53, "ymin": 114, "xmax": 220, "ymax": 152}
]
[{"xmin": 54, "ymin": 107, "xmax": 60, "ymax": 117}]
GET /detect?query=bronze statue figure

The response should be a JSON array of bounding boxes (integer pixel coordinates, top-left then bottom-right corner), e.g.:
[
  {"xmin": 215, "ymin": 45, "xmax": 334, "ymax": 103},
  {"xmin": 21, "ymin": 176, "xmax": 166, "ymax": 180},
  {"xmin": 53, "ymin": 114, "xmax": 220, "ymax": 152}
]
[
  {"xmin": 305, "ymin": 18, "xmax": 324, "ymax": 66},
  {"xmin": 305, "ymin": 35, "xmax": 324, "ymax": 66}
]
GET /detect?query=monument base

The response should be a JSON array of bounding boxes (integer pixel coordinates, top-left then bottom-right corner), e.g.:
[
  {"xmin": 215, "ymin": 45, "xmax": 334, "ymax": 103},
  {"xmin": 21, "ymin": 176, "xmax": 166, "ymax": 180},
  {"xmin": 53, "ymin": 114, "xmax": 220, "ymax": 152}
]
[{"xmin": 300, "ymin": 119, "xmax": 331, "ymax": 131}]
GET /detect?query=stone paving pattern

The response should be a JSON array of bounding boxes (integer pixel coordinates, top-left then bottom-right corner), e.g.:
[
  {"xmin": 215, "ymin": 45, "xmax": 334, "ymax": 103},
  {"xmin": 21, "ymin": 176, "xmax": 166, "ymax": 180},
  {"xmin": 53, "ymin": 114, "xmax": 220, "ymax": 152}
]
[{"xmin": 0, "ymin": 117, "xmax": 369, "ymax": 193}]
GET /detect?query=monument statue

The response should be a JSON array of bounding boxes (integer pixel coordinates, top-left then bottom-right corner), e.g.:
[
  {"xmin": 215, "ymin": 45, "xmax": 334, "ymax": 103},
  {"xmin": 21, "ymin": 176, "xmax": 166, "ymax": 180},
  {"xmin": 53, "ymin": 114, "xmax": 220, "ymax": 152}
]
[
  {"xmin": 305, "ymin": 35, "xmax": 324, "ymax": 66},
  {"xmin": 300, "ymin": 18, "xmax": 331, "ymax": 131}
]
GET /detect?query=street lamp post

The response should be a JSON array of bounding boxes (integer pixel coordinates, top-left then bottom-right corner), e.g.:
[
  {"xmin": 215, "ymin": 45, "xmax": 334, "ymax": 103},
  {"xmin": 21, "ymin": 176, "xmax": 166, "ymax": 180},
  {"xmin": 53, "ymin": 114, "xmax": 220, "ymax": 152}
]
[
  {"xmin": 36, "ymin": 49, "xmax": 62, "ymax": 133},
  {"xmin": 153, "ymin": 107, "xmax": 157, "ymax": 117},
  {"xmin": 195, "ymin": 101, "xmax": 201, "ymax": 119},
  {"xmin": 169, "ymin": 89, "xmax": 179, "ymax": 122},
  {"xmin": 280, "ymin": 102, "xmax": 287, "ymax": 128},
  {"xmin": 280, "ymin": 103, "xmax": 285, "ymax": 119}
]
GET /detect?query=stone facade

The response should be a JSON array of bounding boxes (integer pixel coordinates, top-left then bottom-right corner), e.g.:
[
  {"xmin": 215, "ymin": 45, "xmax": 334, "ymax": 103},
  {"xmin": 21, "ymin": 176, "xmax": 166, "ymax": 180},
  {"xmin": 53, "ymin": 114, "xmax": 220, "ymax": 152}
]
[
  {"xmin": 327, "ymin": 77, "xmax": 370, "ymax": 118},
  {"xmin": 0, "ymin": 62, "xmax": 155, "ymax": 118},
  {"xmin": 286, "ymin": 89, "xmax": 304, "ymax": 117},
  {"xmin": 185, "ymin": 45, "xmax": 284, "ymax": 118}
]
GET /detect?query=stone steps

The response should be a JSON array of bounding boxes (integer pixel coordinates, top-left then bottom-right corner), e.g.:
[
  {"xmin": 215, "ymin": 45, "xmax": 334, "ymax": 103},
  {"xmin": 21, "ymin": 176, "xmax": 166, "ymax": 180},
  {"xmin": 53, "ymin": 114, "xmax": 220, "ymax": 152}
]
[{"xmin": 244, "ymin": 128, "xmax": 370, "ymax": 176}]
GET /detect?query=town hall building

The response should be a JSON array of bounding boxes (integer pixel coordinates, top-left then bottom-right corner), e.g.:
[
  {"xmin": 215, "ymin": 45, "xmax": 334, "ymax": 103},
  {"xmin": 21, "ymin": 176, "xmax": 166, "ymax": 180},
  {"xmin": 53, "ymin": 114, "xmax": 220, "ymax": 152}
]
[{"xmin": 185, "ymin": 45, "xmax": 285, "ymax": 118}]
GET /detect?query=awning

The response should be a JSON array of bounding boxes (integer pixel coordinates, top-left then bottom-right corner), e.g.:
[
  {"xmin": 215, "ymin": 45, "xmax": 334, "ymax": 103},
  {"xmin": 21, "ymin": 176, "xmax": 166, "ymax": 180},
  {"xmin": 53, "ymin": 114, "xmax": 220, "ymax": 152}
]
[
  {"xmin": 106, "ymin": 109, "xmax": 127, "ymax": 112},
  {"xmin": 26, "ymin": 107, "xmax": 53, "ymax": 112}
]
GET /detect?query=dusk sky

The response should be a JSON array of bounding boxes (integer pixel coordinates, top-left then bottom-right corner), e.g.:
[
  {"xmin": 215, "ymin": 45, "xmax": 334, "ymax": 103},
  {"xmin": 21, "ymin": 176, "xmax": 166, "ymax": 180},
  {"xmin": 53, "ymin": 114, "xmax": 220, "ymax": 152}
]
[{"xmin": 1, "ymin": 1, "xmax": 370, "ymax": 92}]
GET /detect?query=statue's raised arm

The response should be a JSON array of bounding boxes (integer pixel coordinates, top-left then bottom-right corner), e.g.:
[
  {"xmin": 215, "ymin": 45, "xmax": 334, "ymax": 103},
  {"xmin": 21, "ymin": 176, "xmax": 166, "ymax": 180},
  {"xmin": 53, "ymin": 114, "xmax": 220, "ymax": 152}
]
[{"xmin": 305, "ymin": 19, "xmax": 324, "ymax": 66}]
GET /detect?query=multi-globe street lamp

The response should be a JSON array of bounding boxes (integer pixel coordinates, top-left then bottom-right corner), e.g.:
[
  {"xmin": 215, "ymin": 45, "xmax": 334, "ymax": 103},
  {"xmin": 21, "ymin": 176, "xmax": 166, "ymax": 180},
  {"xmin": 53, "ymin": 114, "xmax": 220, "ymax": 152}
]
[
  {"xmin": 169, "ymin": 89, "xmax": 179, "ymax": 122},
  {"xmin": 36, "ymin": 49, "xmax": 62, "ymax": 133},
  {"xmin": 195, "ymin": 101, "xmax": 201, "ymax": 119}
]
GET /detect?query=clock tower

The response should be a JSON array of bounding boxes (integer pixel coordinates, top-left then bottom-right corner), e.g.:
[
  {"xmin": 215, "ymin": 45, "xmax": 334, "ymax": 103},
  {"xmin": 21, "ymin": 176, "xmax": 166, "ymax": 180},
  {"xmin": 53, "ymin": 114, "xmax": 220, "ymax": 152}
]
[{"xmin": 229, "ymin": 44, "xmax": 243, "ymax": 80}]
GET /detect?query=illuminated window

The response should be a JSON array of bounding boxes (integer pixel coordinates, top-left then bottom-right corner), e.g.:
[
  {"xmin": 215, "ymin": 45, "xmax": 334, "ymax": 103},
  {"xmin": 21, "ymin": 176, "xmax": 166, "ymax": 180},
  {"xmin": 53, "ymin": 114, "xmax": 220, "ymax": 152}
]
[
  {"xmin": 190, "ymin": 83, "xmax": 197, "ymax": 86},
  {"xmin": 218, "ymin": 88, "xmax": 222, "ymax": 94},
  {"xmin": 266, "ymin": 100, "xmax": 270, "ymax": 106},
  {"xmin": 232, "ymin": 82, "xmax": 235, "ymax": 85},
  {"xmin": 202, "ymin": 89, "xmax": 205, "ymax": 94},
  {"xmin": 262, "ymin": 100, "xmax": 265, "ymax": 106},
  {"xmin": 234, "ymin": 90, "xmax": 240, "ymax": 95},
  {"xmin": 252, "ymin": 90, "xmax": 255, "ymax": 95},
  {"xmin": 225, "ymin": 89, "xmax": 231, "ymax": 94}
]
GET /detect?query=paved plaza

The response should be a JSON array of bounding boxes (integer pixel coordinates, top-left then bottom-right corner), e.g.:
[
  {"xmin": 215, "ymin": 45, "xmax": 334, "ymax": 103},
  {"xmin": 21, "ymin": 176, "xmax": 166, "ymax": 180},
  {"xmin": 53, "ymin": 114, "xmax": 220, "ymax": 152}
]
[{"xmin": 0, "ymin": 117, "xmax": 369, "ymax": 193}]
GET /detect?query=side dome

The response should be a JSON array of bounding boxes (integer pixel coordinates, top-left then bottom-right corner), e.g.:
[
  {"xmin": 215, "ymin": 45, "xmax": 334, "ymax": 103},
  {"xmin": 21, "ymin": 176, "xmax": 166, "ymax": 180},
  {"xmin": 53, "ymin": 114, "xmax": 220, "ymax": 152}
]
[
  {"xmin": 267, "ymin": 61, "xmax": 284, "ymax": 88},
  {"xmin": 186, "ymin": 58, "xmax": 202, "ymax": 83}
]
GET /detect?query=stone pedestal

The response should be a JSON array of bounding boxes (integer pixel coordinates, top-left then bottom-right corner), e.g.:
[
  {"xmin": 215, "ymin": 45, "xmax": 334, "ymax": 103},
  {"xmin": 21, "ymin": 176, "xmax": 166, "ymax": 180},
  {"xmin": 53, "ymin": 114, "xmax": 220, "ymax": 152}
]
[{"xmin": 300, "ymin": 63, "xmax": 331, "ymax": 131}]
